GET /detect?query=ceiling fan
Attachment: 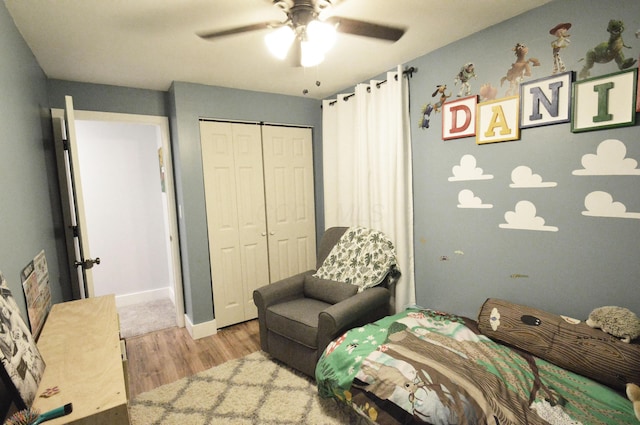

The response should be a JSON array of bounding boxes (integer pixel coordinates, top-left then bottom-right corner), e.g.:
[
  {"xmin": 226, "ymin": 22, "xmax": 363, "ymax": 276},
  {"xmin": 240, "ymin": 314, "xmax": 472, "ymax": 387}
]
[{"xmin": 197, "ymin": 0, "xmax": 405, "ymax": 67}]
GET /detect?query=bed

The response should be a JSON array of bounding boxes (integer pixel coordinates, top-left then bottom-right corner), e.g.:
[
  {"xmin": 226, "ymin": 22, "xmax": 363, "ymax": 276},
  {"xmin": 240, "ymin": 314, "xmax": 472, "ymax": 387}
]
[{"xmin": 315, "ymin": 298, "xmax": 640, "ymax": 424}]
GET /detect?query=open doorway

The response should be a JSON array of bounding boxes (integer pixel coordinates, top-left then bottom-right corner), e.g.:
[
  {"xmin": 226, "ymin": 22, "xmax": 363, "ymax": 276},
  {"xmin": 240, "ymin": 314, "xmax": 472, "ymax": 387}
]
[{"xmin": 67, "ymin": 110, "xmax": 184, "ymax": 336}]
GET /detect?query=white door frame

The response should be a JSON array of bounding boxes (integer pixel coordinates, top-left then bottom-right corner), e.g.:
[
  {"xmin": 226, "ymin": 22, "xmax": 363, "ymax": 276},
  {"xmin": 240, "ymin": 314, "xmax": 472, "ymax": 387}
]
[{"xmin": 51, "ymin": 108, "xmax": 185, "ymax": 328}]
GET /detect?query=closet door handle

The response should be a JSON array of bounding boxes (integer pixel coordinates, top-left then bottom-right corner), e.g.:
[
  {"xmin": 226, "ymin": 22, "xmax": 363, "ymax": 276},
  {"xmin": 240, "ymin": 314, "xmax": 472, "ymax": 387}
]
[
  {"xmin": 261, "ymin": 232, "xmax": 266, "ymax": 236},
  {"xmin": 269, "ymin": 231, "xmax": 275, "ymax": 235}
]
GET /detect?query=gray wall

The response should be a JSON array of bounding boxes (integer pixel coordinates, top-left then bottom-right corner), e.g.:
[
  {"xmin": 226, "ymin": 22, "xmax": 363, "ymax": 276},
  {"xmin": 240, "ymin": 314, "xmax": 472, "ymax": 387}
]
[
  {"xmin": 46, "ymin": 80, "xmax": 325, "ymax": 325},
  {"xmin": 48, "ymin": 79, "xmax": 167, "ymax": 117},
  {"xmin": 0, "ymin": 3, "xmax": 68, "ymax": 316},
  {"xmin": 47, "ymin": 76, "xmax": 325, "ymax": 328},
  {"xmin": 407, "ymin": 0, "xmax": 640, "ymax": 319},
  {"xmin": 168, "ymin": 82, "xmax": 323, "ymax": 324}
]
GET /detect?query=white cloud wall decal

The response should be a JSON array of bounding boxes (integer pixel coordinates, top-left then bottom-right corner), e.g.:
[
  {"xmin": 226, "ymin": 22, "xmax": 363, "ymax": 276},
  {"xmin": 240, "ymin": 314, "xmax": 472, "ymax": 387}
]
[
  {"xmin": 499, "ymin": 200, "xmax": 558, "ymax": 232},
  {"xmin": 457, "ymin": 189, "xmax": 493, "ymax": 208},
  {"xmin": 582, "ymin": 191, "xmax": 640, "ymax": 219},
  {"xmin": 449, "ymin": 154, "xmax": 494, "ymax": 181},
  {"xmin": 509, "ymin": 165, "xmax": 557, "ymax": 188},
  {"xmin": 572, "ymin": 139, "xmax": 640, "ymax": 175}
]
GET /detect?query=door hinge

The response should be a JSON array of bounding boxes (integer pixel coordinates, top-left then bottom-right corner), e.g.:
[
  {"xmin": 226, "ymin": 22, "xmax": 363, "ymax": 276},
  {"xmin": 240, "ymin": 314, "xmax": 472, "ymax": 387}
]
[
  {"xmin": 62, "ymin": 138, "xmax": 70, "ymax": 151},
  {"xmin": 71, "ymin": 225, "xmax": 79, "ymax": 237}
]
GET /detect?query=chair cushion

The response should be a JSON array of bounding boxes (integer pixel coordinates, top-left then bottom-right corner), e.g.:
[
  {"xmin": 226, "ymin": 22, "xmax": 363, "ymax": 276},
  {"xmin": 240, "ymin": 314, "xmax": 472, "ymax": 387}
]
[
  {"xmin": 303, "ymin": 275, "xmax": 358, "ymax": 304},
  {"xmin": 266, "ymin": 298, "xmax": 331, "ymax": 349}
]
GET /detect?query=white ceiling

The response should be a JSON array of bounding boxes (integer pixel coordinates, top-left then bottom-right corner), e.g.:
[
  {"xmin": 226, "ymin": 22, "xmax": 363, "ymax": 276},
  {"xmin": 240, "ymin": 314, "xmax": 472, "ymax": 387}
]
[{"xmin": 5, "ymin": 0, "xmax": 551, "ymax": 99}]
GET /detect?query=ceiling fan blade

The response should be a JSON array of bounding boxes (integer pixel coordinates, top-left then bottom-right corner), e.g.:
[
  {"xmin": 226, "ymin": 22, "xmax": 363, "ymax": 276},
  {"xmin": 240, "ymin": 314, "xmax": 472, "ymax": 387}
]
[
  {"xmin": 197, "ymin": 22, "xmax": 281, "ymax": 40},
  {"xmin": 326, "ymin": 16, "xmax": 405, "ymax": 42}
]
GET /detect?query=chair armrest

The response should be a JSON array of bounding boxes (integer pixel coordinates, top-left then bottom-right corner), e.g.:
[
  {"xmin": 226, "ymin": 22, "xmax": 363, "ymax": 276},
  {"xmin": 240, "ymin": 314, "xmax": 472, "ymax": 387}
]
[
  {"xmin": 253, "ymin": 270, "xmax": 313, "ymax": 309},
  {"xmin": 253, "ymin": 270, "xmax": 313, "ymax": 352},
  {"xmin": 317, "ymin": 287, "xmax": 390, "ymax": 358}
]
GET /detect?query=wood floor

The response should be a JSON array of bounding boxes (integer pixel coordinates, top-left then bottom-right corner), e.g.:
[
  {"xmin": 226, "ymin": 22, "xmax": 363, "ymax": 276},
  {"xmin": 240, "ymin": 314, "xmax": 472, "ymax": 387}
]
[{"xmin": 125, "ymin": 319, "xmax": 261, "ymax": 399}]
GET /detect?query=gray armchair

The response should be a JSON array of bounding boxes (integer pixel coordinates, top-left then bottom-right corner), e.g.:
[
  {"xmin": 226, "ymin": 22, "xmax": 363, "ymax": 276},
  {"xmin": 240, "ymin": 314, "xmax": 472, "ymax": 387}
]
[{"xmin": 253, "ymin": 226, "xmax": 397, "ymax": 378}]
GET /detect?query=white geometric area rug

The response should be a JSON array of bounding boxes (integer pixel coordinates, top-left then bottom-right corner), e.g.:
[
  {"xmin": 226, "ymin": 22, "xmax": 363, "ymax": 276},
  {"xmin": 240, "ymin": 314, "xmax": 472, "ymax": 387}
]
[{"xmin": 129, "ymin": 351, "xmax": 356, "ymax": 425}]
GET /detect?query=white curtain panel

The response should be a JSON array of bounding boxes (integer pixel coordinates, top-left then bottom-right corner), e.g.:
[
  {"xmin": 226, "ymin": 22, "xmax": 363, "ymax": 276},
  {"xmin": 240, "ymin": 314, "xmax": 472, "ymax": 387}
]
[{"xmin": 322, "ymin": 65, "xmax": 415, "ymax": 311}]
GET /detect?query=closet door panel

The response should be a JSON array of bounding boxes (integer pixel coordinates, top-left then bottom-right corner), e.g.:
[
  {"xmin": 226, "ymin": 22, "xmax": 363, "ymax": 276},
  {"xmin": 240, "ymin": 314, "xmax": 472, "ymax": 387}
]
[
  {"xmin": 231, "ymin": 124, "xmax": 268, "ymax": 319},
  {"xmin": 200, "ymin": 121, "xmax": 245, "ymax": 327},
  {"xmin": 262, "ymin": 126, "xmax": 316, "ymax": 282}
]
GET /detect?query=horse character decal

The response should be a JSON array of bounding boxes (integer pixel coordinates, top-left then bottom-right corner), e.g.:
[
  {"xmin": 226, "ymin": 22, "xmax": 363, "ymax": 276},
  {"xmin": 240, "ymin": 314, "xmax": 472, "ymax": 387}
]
[{"xmin": 500, "ymin": 42, "xmax": 540, "ymax": 96}]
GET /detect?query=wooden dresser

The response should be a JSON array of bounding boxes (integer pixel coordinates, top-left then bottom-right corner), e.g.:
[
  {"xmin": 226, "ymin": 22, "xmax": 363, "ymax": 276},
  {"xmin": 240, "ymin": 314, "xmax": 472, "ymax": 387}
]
[{"xmin": 32, "ymin": 295, "xmax": 130, "ymax": 424}]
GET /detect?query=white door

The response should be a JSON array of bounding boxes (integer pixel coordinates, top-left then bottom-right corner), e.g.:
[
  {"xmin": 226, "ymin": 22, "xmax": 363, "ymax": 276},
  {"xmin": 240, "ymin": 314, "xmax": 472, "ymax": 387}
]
[
  {"xmin": 262, "ymin": 125, "xmax": 316, "ymax": 281},
  {"xmin": 51, "ymin": 96, "xmax": 100, "ymax": 298},
  {"xmin": 52, "ymin": 105, "xmax": 185, "ymax": 326},
  {"xmin": 200, "ymin": 121, "xmax": 270, "ymax": 328}
]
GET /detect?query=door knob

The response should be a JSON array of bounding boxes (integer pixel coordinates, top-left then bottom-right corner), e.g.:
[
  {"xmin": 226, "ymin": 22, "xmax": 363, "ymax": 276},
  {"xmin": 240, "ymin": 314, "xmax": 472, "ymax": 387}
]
[{"xmin": 74, "ymin": 257, "xmax": 101, "ymax": 269}]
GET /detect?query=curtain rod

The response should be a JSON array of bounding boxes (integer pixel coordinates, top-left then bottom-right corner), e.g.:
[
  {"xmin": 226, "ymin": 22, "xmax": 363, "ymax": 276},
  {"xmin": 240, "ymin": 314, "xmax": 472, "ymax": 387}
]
[{"xmin": 327, "ymin": 66, "xmax": 417, "ymax": 106}]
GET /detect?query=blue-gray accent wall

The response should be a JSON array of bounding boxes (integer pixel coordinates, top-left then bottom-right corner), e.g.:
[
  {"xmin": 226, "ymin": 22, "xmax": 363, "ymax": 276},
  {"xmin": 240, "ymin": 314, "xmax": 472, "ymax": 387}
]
[
  {"xmin": 168, "ymin": 82, "xmax": 323, "ymax": 324},
  {"xmin": 44, "ymin": 78, "xmax": 325, "ymax": 325},
  {"xmin": 406, "ymin": 0, "xmax": 640, "ymax": 319},
  {"xmin": 0, "ymin": 4, "xmax": 68, "ymax": 315},
  {"xmin": 48, "ymin": 79, "xmax": 168, "ymax": 117}
]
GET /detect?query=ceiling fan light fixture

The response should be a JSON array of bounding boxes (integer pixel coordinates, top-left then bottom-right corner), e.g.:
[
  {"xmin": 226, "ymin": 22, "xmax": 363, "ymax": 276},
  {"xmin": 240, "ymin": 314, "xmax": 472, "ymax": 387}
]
[
  {"xmin": 265, "ymin": 25, "xmax": 295, "ymax": 60},
  {"xmin": 300, "ymin": 39, "xmax": 325, "ymax": 67},
  {"xmin": 199, "ymin": 0, "xmax": 406, "ymax": 68},
  {"xmin": 306, "ymin": 19, "xmax": 336, "ymax": 53}
]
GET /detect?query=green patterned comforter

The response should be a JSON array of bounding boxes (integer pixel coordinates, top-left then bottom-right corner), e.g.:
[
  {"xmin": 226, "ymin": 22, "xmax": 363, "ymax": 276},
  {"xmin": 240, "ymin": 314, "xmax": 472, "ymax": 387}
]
[{"xmin": 316, "ymin": 308, "xmax": 636, "ymax": 425}]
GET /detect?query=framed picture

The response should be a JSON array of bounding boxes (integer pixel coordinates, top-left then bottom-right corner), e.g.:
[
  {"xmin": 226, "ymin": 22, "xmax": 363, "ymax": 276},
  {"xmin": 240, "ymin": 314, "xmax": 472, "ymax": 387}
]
[
  {"xmin": 572, "ymin": 68, "xmax": 637, "ymax": 133},
  {"xmin": 476, "ymin": 96, "xmax": 520, "ymax": 145},
  {"xmin": 442, "ymin": 95, "xmax": 477, "ymax": 140},
  {"xmin": 0, "ymin": 271, "xmax": 45, "ymax": 409},
  {"xmin": 520, "ymin": 71, "xmax": 573, "ymax": 128},
  {"xmin": 20, "ymin": 250, "xmax": 51, "ymax": 340}
]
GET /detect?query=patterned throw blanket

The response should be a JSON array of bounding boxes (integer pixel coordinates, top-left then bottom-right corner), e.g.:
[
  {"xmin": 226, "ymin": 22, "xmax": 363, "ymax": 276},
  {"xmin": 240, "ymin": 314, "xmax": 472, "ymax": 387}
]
[{"xmin": 314, "ymin": 227, "xmax": 399, "ymax": 291}]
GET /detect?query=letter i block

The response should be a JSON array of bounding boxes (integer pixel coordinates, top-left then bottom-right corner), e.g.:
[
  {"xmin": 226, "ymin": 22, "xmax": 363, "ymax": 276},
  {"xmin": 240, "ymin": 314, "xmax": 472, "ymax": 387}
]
[{"xmin": 572, "ymin": 69, "xmax": 637, "ymax": 133}]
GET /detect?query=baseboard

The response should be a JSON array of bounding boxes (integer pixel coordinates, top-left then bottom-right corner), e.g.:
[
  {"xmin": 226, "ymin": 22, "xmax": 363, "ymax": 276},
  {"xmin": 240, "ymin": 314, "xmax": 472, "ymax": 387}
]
[
  {"xmin": 114, "ymin": 287, "xmax": 171, "ymax": 308},
  {"xmin": 184, "ymin": 314, "xmax": 217, "ymax": 340}
]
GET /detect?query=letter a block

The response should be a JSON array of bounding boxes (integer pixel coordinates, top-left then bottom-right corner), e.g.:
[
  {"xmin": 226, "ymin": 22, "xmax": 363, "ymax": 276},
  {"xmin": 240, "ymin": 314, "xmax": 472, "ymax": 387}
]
[{"xmin": 476, "ymin": 96, "xmax": 520, "ymax": 144}]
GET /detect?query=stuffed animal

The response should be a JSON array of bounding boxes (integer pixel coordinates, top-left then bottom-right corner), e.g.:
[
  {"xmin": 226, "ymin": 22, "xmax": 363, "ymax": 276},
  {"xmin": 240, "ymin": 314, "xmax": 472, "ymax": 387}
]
[
  {"xmin": 627, "ymin": 383, "xmax": 640, "ymax": 421},
  {"xmin": 586, "ymin": 306, "xmax": 640, "ymax": 343}
]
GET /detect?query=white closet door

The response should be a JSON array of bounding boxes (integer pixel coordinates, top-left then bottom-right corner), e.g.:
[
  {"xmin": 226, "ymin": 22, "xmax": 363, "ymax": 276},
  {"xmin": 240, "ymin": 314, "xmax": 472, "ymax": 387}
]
[
  {"xmin": 200, "ymin": 121, "xmax": 268, "ymax": 328},
  {"xmin": 262, "ymin": 126, "xmax": 317, "ymax": 281},
  {"xmin": 231, "ymin": 123, "xmax": 269, "ymax": 320}
]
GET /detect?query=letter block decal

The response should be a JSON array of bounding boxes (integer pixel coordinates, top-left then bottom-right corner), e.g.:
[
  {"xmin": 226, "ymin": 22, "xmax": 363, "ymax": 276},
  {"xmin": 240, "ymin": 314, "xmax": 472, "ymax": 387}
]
[
  {"xmin": 520, "ymin": 71, "xmax": 573, "ymax": 128},
  {"xmin": 572, "ymin": 69, "xmax": 637, "ymax": 133},
  {"xmin": 442, "ymin": 95, "xmax": 477, "ymax": 140},
  {"xmin": 476, "ymin": 96, "xmax": 520, "ymax": 144}
]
